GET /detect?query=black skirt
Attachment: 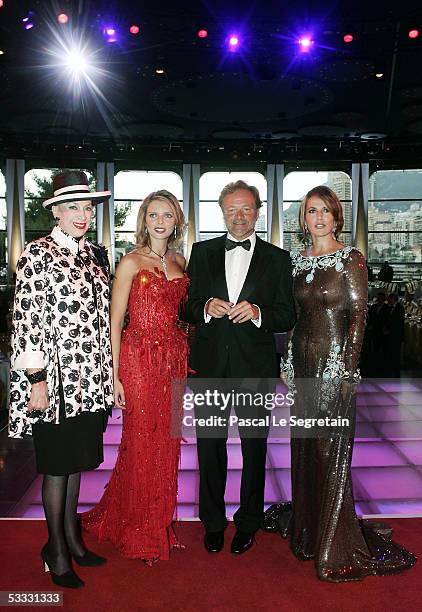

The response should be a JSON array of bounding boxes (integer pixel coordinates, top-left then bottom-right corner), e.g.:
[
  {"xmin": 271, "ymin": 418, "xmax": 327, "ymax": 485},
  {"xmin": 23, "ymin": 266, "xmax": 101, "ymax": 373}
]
[{"xmin": 32, "ymin": 381, "xmax": 104, "ymax": 476}]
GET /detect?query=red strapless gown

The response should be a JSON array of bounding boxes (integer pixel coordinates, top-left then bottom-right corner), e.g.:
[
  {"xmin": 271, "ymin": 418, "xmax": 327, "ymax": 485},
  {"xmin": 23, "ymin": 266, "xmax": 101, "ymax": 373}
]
[{"xmin": 82, "ymin": 269, "xmax": 189, "ymax": 562}]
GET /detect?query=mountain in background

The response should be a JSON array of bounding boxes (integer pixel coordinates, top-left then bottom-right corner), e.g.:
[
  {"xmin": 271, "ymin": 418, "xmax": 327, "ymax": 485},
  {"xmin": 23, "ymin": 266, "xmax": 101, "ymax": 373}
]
[
  {"xmin": 284, "ymin": 200, "xmax": 301, "ymax": 218},
  {"xmin": 371, "ymin": 170, "xmax": 422, "ymax": 212}
]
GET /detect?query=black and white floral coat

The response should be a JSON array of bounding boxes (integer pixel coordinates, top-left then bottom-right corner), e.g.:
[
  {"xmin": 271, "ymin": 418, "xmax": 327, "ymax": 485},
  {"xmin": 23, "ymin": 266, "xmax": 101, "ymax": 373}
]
[{"xmin": 9, "ymin": 225, "xmax": 114, "ymax": 438}]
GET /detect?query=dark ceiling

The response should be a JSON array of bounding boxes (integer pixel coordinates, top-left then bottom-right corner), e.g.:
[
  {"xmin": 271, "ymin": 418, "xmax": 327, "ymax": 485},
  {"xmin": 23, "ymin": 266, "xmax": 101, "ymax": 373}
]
[{"xmin": 1, "ymin": 0, "xmax": 422, "ymax": 165}]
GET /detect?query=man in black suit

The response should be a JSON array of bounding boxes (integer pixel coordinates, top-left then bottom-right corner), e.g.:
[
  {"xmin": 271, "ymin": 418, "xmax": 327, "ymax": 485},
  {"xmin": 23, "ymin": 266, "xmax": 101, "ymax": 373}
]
[
  {"xmin": 184, "ymin": 180, "xmax": 296, "ymax": 555},
  {"xmin": 378, "ymin": 261, "xmax": 394, "ymax": 282}
]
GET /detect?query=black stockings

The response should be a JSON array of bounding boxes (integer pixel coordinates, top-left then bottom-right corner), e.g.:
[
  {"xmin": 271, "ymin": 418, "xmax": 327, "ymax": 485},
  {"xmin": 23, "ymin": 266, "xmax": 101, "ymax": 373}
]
[{"xmin": 42, "ymin": 472, "xmax": 85, "ymax": 573}]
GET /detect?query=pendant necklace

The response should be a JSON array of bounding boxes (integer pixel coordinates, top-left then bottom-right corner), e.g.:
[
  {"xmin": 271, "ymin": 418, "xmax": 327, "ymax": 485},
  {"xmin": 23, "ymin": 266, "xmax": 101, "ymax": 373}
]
[{"xmin": 149, "ymin": 246, "xmax": 169, "ymax": 279}]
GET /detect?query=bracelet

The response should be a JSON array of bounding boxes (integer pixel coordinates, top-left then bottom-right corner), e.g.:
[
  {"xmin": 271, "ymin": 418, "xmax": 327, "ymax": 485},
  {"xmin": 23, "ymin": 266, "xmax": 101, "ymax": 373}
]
[{"xmin": 25, "ymin": 369, "xmax": 47, "ymax": 384}]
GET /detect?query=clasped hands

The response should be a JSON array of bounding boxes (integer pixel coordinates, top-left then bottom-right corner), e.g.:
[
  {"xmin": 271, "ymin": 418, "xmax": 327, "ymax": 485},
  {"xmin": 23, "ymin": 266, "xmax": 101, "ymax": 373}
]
[{"xmin": 206, "ymin": 297, "xmax": 259, "ymax": 324}]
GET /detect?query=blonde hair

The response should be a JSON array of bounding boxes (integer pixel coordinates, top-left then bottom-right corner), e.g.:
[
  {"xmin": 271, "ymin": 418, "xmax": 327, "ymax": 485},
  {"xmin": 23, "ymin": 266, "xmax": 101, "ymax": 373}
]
[
  {"xmin": 299, "ymin": 185, "xmax": 344, "ymax": 240},
  {"xmin": 135, "ymin": 190, "xmax": 186, "ymax": 249}
]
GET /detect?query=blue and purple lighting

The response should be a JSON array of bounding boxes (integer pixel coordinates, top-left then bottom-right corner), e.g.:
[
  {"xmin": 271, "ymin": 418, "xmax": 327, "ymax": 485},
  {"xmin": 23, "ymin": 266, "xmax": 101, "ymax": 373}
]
[
  {"xmin": 297, "ymin": 35, "xmax": 313, "ymax": 51},
  {"xmin": 103, "ymin": 26, "xmax": 118, "ymax": 43},
  {"xmin": 228, "ymin": 34, "xmax": 240, "ymax": 51},
  {"xmin": 22, "ymin": 12, "xmax": 35, "ymax": 30}
]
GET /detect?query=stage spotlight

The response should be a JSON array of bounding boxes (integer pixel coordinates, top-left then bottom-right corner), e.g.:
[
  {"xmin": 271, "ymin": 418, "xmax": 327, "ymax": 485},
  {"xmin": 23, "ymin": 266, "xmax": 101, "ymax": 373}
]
[
  {"xmin": 64, "ymin": 48, "xmax": 89, "ymax": 75},
  {"xmin": 103, "ymin": 26, "xmax": 118, "ymax": 43},
  {"xmin": 57, "ymin": 13, "xmax": 69, "ymax": 25},
  {"xmin": 343, "ymin": 34, "xmax": 354, "ymax": 43},
  {"xmin": 375, "ymin": 72, "xmax": 384, "ymax": 78},
  {"xmin": 45, "ymin": 36, "xmax": 111, "ymax": 103},
  {"xmin": 155, "ymin": 67, "xmax": 165, "ymax": 75},
  {"xmin": 0, "ymin": 1, "xmax": 4, "ymax": 8},
  {"xmin": 408, "ymin": 29, "xmax": 420, "ymax": 39},
  {"xmin": 22, "ymin": 13, "xmax": 36, "ymax": 30},
  {"xmin": 130, "ymin": 25, "xmax": 140, "ymax": 35},
  {"xmin": 0, "ymin": 50, "xmax": 4, "ymax": 55},
  {"xmin": 298, "ymin": 36, "xmax": 313, "ymax": 51},
  {"xmin": 198, "ymin": 29, "xmax": 208, "ymax": 39},
  {"xmin": 228, "ymin": 34, "xmax": 240, "ymax": 51}
]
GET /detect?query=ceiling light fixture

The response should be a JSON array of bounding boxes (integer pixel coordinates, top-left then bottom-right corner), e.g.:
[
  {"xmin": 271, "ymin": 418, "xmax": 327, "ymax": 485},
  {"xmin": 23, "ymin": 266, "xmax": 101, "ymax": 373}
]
[
  {"xmin": 298, "ymin": 36, "xmax": 313, "ymax": 51},
  {"xmin": 228, "ymin": 34, "xmax": 240, "ymax": 51}
]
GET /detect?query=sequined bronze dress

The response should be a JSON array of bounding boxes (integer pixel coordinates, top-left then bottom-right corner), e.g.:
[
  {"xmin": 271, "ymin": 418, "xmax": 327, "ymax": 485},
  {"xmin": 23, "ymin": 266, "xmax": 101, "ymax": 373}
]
[
  {"xmin": 82, "ymin": 269, "xmax": 189, "ymax": 562},
  {"xmin": 271, "ymin": 247, "xmax": 416, "ymax": 582}
]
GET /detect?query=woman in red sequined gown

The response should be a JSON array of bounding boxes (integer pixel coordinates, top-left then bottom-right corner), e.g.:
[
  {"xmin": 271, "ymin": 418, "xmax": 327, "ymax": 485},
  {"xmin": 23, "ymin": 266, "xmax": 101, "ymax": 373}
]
[{"xmin": 82, "ymin": 190, "xmax": 188, "ymax": 564}]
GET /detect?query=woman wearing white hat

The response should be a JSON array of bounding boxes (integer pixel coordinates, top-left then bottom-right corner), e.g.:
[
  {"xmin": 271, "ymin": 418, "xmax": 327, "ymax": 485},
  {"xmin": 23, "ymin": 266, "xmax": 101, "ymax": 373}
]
[{"xmin": 9, "ymin": 170, "xmax": 114, "ymax": 588}]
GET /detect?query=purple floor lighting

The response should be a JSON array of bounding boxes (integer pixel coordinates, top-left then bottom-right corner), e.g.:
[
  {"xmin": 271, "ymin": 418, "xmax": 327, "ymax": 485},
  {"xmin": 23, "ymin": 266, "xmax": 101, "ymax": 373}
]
[{"xmin": 1, "ymin": 379, "xmax": 422, "ymax": 519}]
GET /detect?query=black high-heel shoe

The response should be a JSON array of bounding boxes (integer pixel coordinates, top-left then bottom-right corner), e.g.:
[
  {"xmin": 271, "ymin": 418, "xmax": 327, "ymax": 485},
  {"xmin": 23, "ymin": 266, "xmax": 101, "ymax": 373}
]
[
  {"xmin": 71, "ymin": 550, "xmax": 107, "ymax": 567},
  {"xmin": 41, "ymin": 544, "xmax": 84, "ymax": 589}
]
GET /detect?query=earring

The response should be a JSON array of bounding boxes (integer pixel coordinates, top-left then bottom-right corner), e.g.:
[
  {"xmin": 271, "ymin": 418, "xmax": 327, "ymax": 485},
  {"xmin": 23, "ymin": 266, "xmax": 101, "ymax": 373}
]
[
  {"xmin": 173, "ymin": 227, "xmax": 177, "ymax": 237},
  {"xmin": 145, "ymin": 227, "xmax": 148, "ymax": 234}
]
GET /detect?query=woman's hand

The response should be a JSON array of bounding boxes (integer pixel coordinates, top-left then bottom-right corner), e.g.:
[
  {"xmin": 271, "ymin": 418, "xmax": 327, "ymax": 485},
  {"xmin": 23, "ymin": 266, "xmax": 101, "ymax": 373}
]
[
  {"xmin": 341, "ymin": 380, "xmax": 357, "ymax": 401},
  {"xmin": 114, "ymin": 378, "xmax": 126, "ymax": 409},
  {"xmin": 27, "ymin": 381, "xmax": 49, "ymax": 411},
  {"xmin": 280, "ymin": 371, "xmax": 289, "ymax": 384}
]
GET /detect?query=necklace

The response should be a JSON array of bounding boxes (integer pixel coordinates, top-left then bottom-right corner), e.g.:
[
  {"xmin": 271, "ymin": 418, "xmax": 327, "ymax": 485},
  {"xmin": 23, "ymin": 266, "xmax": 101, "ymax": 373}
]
[{"xmin": 149, "ymin": 246, "xmax": 169, "ymax": 278}]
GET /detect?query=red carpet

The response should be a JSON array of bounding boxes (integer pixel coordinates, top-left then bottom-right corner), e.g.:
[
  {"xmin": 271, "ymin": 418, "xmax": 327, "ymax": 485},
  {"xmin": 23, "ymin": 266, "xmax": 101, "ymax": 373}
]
[{"xmin": 1, "ymin": 519, "xmax": 420, "ymax": 611}]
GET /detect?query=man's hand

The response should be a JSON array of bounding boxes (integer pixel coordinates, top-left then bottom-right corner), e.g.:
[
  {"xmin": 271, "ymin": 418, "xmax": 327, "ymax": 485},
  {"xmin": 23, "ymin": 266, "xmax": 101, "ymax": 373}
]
[
  {"xmin": 206, "ymin": 298, "xmax": 233, "ymax": 319},
  {"xmin": 228, "ymin": 301, "xmax": 259, "ymax": 324},
  {"xmin": 27, "ymin": 381, "xmax": 49, "ymax": 412}
]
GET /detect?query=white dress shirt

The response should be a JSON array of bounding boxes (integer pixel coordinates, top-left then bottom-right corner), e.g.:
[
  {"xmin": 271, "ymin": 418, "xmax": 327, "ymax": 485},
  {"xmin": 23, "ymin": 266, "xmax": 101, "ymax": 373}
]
[{"xmin": 205, "ymin": 231, "xmax": 261, "ymax": 327}]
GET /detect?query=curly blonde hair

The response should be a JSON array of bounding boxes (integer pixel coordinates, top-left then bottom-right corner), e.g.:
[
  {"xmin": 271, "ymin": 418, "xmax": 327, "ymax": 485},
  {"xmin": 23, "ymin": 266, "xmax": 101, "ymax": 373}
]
[{"xmin": 135, "ymin": 190, "xmax": 186, "ymax": 249}]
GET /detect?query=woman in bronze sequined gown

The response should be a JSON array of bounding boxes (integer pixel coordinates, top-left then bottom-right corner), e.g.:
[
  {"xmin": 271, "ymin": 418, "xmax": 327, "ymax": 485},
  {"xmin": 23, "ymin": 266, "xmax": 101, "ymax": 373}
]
[
  {"xmin": 83, "ymin": 190, "xmax": 188, "ymax": 564},
  {"xmin": 275, "ymin": 186, "xmax": 416, "ymax": 582}
]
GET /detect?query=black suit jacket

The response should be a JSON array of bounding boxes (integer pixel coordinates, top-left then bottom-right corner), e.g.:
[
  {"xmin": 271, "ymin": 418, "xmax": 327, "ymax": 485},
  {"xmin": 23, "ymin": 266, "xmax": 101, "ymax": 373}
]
[{"xmin": 183, "ymin": 234, "xmax": 296, "ymax": 378}]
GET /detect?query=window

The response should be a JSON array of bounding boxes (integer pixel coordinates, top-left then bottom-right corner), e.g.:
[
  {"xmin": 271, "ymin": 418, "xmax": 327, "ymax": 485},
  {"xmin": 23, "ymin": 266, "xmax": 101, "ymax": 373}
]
[
  {"xmin": 283, "ymin": 171, "xmax": 352, "ymax": 252},
  {"xmin": 24, "ymin": 168, "xmax": 95, "ymax": 243},
  {"xmin": 0, "ymin": 171, "xmax": 6, "ymax": 281},
  {"xmin": 368, "ymin": 170, "xmax": 422, "ymax": 280},
  {"xmin": 114, "ymin": 171, "xmax": 182, "ymax": 260},
  {"xmin": 199, "ymin": 172, "xmax": 267, "ymax": 241}
]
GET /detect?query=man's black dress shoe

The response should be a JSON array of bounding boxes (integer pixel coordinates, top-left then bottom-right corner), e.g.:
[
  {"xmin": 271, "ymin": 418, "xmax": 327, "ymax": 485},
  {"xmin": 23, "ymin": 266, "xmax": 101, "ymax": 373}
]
[
  {"xmin": 231, "ymin": 530, "xmax": 254, "ymax": 554},
  {"xmin": 204, "ymin": 531, "xmax": 224, "ymax": 553}
]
